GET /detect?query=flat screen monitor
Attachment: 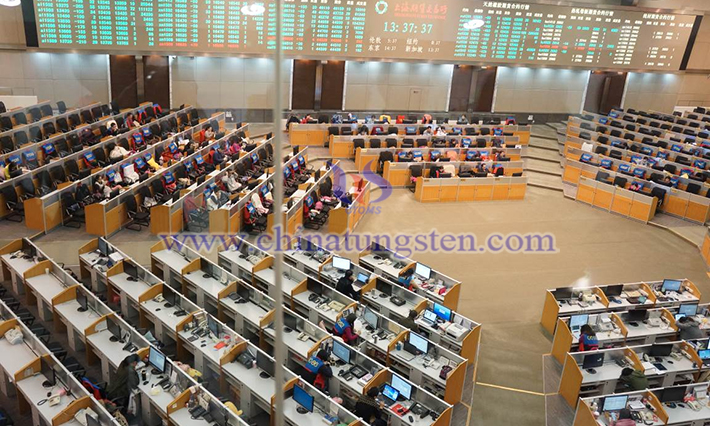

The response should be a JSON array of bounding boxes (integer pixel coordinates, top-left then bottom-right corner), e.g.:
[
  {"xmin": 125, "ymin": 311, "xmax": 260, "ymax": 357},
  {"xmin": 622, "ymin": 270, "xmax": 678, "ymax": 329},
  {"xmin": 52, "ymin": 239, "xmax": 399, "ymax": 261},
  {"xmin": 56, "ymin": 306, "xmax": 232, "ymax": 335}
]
[
  {"xmin": 237, "ymin": 285, "xmax": 251, "ymax": 301},
  {"xmin": 356, "ymin": 272, "xmax": 369, "ymax": 283},
  {"xmin": 658, "ymin": 387, "xmax": 686, "ymax": 403},
  {"xmin": 293, "ymin": 384, "xmax": 314, "ymax": 413},
  {"xmin": 391, "ymin": 374, "xmax": 412, "ymax": 400},
  {"xmin": 553, "ymin": 288, "xmax": 573, "ymax": 300},
  {"xmin": 332, "ymin": 340, "xmax": 351, "ymax": 364},
  {"xmin": 699, "ymin": 349, "xmax": 710, "ymax": 360},
  {"xmin": 569, "ymin": 314, "xmax": 589, "ymax": 330},
  {"xmin": 362, "ymin": 306, "xmax": 379, "ymax": 330},
  {"xmin": 98, "ymin": 238, "xmax": 109, "ymax": 256},
  {"xmin": 604, "ymin": 285, "xmax": 623, "ymax": 298},
  {"xmin": 602, "ymin": 395, "xmax": 628, "ymax": 412},
  {"xmin": 208, "ymin": 405, "xmax": 226, "ymax": 426},
  {"xmin": 582, "ymin": 353, "xmax": 605, "ymax": 370},
  {"xmin": 382, "ymin": 384, "xmax": 400, "ymax": 402},
  {"xmin": 76, "ymin": 291, "xmax": 88, "ymax": 312},
  {"xmin": 148, "ymin": 347, "xmax": 167, "ymax": 373},
  {"xmin": 257, "ymin": 351, "xmax": 275, "ymax": 377},
  {"xmin": 679, "ymin": 303, "xmax": 698, "ymax": 317},
  {"xmin": 332, "ymin": 256, "xmax": 351, "ymax": 271},
  {"xmin": 650, "ymin": 344, "xmax": 673, "ymax": 357},
  {"xmin": 107, "ymin": 317, "xmax": 122, "ymax": 341},
  {"xmin": 162, "ymin": 287, "xmax": 177, "ymax": 307},
  {"xmin": 123, "ymin": 262, "xmax": 138, "ymax": 280},
  {"xmin": 85, "ymin": 413, "xmax": 101, "ymax": 426},
  {"xmin": 433, "ymin": 303, "xmax": 452, "ymax": 322},
  {"xmin": 662, "ymin": 279, "xmax": 683, "ymax": 293},
  {"xmin": 627, "ymin": 309, "xmax": 648, "ymax": 322},
  {"xmin": 208, "ymin": 316, "xmax": 221, "ymax": 338},
  {"xmin": 41, "ymin": 358, "xmax": 56, "ymax": 387},
  {"xmin": 283, "ymin": 314, "xmax": 298, "ymax": 331},
  {"xmin": 423, "ymin": 310, "xmax": 438, "ymax": 323},
  {"xmin": 408, "ymin": 332, "xmax": 429, "ymax": 354},
  {"xmin": 414, "ymin": 263, "xmax": 431, "ymax": 280}
]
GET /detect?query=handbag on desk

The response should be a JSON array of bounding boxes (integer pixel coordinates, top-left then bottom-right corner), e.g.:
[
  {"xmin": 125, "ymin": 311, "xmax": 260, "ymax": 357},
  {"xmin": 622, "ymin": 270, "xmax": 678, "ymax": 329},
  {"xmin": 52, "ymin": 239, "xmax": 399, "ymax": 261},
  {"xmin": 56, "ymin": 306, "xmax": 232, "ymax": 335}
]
[{"xmin": 439, "ymin": 365, "xmax": 452, "ymax": 379}]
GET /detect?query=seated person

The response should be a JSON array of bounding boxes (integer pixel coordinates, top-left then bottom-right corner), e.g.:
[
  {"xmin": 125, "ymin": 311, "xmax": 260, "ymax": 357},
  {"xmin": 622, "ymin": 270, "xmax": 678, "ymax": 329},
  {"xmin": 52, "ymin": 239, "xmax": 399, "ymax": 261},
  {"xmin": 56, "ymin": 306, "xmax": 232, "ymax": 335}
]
[
  {"xmin": 619, "ymin": 368, "xmax": 648, "ymax": 391},
  {"xmin": 398, "ymin": 310, "xmax": 420, "ymax": 333},
  {"xmin": 421, "ymin": 114, "xmax": 433, "ymax": 125},
  {"xmin": 333, "ymin": 313, "xmax": 359, "ymax": 345},
  {"xmin": 109, "ymin": 143, "xmax": 130, "ymax": 161},
  {"xmin": 457, "ymin": 115, "xmax": 468, "ymax": 124},
  {"xmin": 107, "ymin": 121, "xmax": 120, "ymax": 136},
  {"xmin": 610, "ymin": 409, "xmax": 636, "ymax": 426},
  {"xmin": 397, "ymin": 268, "xmax": 418, "ymax": 291},
  {"xmin": 203, "ymin": 124, "xmax": 216, "ymax": 141},
  {"xmin": 335, "ymin": 270, "xmax": 360, "ymax": 301},
  {"xmin": 302, "ymin": 350, "xmax": 333, "ymax": 393},
  {"xmin": 434, "ymin": 126, "xmax": 447, "ymax": 136},
  {"xmin": 144, "ymin": 153, "xmax": 162, "ymax": 171},
  {"xmin": 677, "ymin": 316, "xmax": 703, "ymax": 340},
  {"xmin": 222, "ymin": 171, "xmax": 242, "ymax": 193},
  {"xmin": 355, "ymin": 388, "xmax": 387, "ymax": 426}
]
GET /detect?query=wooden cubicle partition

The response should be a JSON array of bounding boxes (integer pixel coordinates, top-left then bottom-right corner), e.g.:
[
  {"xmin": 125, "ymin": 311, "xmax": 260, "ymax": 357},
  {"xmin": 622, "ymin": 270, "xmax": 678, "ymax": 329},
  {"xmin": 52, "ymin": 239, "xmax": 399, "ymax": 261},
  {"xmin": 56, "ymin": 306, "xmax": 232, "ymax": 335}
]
[
  {"xmin": 414, "ymin": 176, "xmax": 527, "ymax": 203},
  {"xmin": 51, "ymin": 396, "xmax": 93, "ymax": 426},
  {"xmin": 572, "ymin": 400, "xmax": 598, "ymax": 426},
  {"xmin": 551, "ymin": 319, "xmax": 574, "ymax": 364},
  {"xmin": 575, "ymin": 176, "xmax": 657, "ymax": 223},
  {"xmin": 328, "ymin": 182, "xmax": 371, "ymax": 235},
  {"xmin": 702, "ymin": 228, "xmax": 710, "ymax": 268}
]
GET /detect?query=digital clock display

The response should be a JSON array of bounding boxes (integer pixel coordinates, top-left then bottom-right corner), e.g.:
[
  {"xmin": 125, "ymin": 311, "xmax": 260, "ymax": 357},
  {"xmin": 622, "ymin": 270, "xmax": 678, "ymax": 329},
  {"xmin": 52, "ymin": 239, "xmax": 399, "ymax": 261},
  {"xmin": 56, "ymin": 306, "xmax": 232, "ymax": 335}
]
[{"xmin": 27, "ymin": 0, "xmax": 699, "ymax": 70}]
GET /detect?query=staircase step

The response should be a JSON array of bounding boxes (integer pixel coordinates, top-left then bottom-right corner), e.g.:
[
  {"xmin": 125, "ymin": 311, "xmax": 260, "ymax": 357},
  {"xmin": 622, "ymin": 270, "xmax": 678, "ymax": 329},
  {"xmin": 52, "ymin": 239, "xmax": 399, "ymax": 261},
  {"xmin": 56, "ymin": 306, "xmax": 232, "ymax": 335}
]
[
  {"xmin": 526, "ymin": 170, "xmax": 564, "ymax": 191},
  {"xmin": 525, "ymin": 158, "xmax": 562, "ymax": 176},
  {"xmin": 526, "ymin": 146, "xmax": 561, "ymax": 162}
]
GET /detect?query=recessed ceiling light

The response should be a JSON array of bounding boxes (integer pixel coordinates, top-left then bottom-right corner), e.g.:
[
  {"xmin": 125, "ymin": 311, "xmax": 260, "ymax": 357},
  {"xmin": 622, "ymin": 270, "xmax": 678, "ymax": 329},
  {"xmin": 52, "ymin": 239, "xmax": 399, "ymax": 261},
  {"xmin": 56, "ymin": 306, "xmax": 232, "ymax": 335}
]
[
  {"xmin": 0, "ymin": 0, "xmax": 21, "ymax": 7},
  {"xmin": 463, "ymin": 19, "xmax": 485, "ymax": 30},
  {"xmin": 241, "ymin": 3, "xmax": 265, "ymax": 15}
]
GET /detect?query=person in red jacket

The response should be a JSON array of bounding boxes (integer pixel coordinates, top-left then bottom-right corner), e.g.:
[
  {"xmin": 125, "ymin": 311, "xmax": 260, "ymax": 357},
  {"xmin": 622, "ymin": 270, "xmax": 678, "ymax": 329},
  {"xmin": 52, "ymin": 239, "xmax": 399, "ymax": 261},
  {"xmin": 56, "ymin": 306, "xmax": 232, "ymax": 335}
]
[
  {"xmin": 611, "ymin": 409, "xmax": 635, "ymax": 426},
  {"xmin": 333, "ymin": 313, "xmax": 359, "ymax": 345}
]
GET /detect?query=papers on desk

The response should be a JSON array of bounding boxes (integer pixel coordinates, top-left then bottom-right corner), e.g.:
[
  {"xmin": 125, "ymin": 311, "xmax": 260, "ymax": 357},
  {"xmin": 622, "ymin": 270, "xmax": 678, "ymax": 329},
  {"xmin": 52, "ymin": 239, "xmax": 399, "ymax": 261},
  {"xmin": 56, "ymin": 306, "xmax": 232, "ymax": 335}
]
[
  {"xmin": 642, "ymin": 362, "xmax": 657, "ymax": 375},
  {"xmin": 628, "ymin": 400, "xmax": 646, "ymax": 411}
]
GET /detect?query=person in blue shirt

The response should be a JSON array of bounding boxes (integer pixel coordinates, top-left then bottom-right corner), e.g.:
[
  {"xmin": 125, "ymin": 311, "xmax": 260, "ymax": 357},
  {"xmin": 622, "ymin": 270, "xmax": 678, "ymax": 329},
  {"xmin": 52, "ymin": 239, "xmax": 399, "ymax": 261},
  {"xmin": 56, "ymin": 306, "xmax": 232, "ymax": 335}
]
[
  {"xmin": 302, "ymin": 350, "xmax": 332, "ymax": 392},
  {"xmin": 578, "ymin": 324, "xmax": 599, "ymax": 351},
  {"xmin": 333, "ymin": 314, "xmax": 359, "ymax": 345}
]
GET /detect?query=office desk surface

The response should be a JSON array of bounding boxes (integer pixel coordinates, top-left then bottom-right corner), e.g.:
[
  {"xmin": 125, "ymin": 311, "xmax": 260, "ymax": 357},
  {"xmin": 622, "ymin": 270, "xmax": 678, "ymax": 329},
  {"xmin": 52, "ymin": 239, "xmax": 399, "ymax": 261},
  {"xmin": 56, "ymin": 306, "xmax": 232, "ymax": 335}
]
[
  {"xmin": 391, "ymin": 349, "xmax": 447, "ymax": 386},
  {"xmin": 87, "ymin": 329, "xmax": 136, "ymax": 369},
  {"xmin": 16, "ymin": 374, "xmax": 75, "ymax": 422},
  {"xmin": 141, "ymin": 299, "xmax": 185, "ymax": 332},
  {"xmin": 282, "ymin": 397, "xmax": 325, "ymax": 424},
  {"xmin": 79, "ymin": 251, "xmax": 102, "ymax": 265},
  {"xmin": 178, "ymin": 330, "xmax": 232, "ymax": 366},
  {"xmin": 284, "ymin": 250, "xmax": 325, "ymax": 272},
  {"xmin": 170, "ymin": 408, "xmax": 213, "ymax": 426},
  {"xmin": 359, "ymin": 328, "xmax": 397, "ymax": 353},
  {"xmin": 581, "ymin": 362, "xmax": 625, "ymax": 384},
  {"xmin": 55, "ymin": 301, "xmax": 100, "ymax": 336},
  {"xmin": 263, "ymin": 327, "xmax": 314, "ymax": 358},
  {"xmin": 220, "ymin": 299, "xmax": 269, "ymax": 327},
  {"xmin": 222, "ymin": 361, "xmax": 275, "ymax": 402},
  {"xmin": 623, "ymin": 322, "xmax": 676, "ymax": 339},
  {"xmin": 25, "ymin": 273, "xmax": 66, "ymax": 304},
  {"xmin": 572, "ymin": 329, "xmax": 625, "ymax": 346},
  {"xmin": 183, "ymin": 270, "xmax": 225, "ymax": 298},
  {"xmin": 605, "ymin": 298, "xmax": 654, "ymax": 311},
  {"xmin": 152, "ymin": 250, "xmax": 190, "ymax": 272},
  {"xmin": 663, "ymin": 402, "xmax": 710, "ymax": 423},
  {"xmin": 253, "ymin": 268, "xmax": 302, "ymax": 294},
  {"xmin": 137, "ymin": 371, "xmax": 176, "ymax": 414},
  {"xmin": 109, "ymin": 273, "xmax": 151, "ymax": 302},
  {"xmin": 2, "ymin": 254, "xmax": 37, "ymax": 275},
  {"xmin": 360, "ymin": 253, "xmax": 404, "ymax": 278},
  {"xmin": 0, "ymin": 337, "xmax": 37, "ymax": 376},
  {"xmin": 330, "ymin": 362, "xmax": 366, "ymax": 394},
  {"xmin": 219, "ymin": 250, "xmax": 258, "ymax": 272},
  {"xmin": 387, "ymin": 402, "xmax": 438, "ymax": 426},
  {"xmin": 362, "ymin": 292, "xmax": 412, "ymax": 319},
  {"xmin": 292, "ymin": 291, "xmax": 339, "ymax": 322},
  {"xmin": 643, "ymin": 355, "xmax": 697, "ymax": 376},
  {"xmin": 558, "ymin": 300, "xmax": 607, "ymax": 315}
]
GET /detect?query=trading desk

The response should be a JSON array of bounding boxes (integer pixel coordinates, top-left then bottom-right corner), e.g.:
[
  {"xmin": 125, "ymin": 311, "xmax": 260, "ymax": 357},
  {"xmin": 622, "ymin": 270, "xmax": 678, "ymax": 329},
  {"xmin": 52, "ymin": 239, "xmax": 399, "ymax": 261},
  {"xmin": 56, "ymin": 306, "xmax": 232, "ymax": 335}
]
[{"xmin": 414, "ymin": 175, "xmax": 527, "ymax": 202}]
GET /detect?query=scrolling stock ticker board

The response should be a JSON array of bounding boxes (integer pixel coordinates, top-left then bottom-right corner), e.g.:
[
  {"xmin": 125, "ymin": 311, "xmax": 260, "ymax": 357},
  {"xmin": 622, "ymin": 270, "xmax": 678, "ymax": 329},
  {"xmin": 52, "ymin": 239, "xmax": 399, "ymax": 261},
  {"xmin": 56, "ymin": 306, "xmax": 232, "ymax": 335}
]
[{"xmin": 28, "ymin": 0, "xmax": 700, "ymax": 69}]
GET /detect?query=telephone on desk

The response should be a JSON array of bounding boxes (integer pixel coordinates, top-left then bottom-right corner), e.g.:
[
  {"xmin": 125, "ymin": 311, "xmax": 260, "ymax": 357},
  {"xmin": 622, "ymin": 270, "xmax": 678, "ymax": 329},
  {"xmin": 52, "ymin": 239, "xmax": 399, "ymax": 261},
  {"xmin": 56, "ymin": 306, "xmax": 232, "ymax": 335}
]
[{"xmin": 390, "ymin": 295, "xmax": 406, "ymax": 306}]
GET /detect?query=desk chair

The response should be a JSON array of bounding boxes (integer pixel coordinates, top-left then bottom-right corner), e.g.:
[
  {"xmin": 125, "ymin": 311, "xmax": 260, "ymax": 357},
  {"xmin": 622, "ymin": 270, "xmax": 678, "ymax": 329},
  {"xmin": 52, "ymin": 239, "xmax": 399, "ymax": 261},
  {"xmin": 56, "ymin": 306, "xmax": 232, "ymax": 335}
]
[
  {"xmin": 385, "ymin": 138, "xmax": 397, "ymax": 148},
  {"xmin": 416, "ymin": 138, "xmax": 427, "ymax": 147},
  {"xmin": 28, "ymin": 107, "xmax": 42, "ymax": 123},
  {"xmin": 40, "ymin": 104, "xmax": 53, "ymax": 118},
  {"xmin": 81, "ymin": 109, "xmax": 94, "ymax": 124},
  {"xmin": 124, "ymin": 195, "xmax": 150, "ymax": 231},
  {"xmin": 377, "ymin": 151, "xmax": 393, "ymax": 175},
  {"xmin": 387, "ymin": 126, "xmax": 398, "ymax": 135},
  {"xmin": 12, "ymin": 112, "xmax": 27, "ymax": 126},
  {"xmin": 0, "ymin": 136, "xmax": 13, "ymax": 154},
  {"xmin": 402, "ymin": 138, "xmax": 414, "ymax": 148},
  {"xmin": 613, "ymin": 176, "xmax": 627, "ymax": 188},
  {"xmin": 594, "ymin": 146, "xmax": 607, "ymax": 156},
  {"xmin": 188, "ymin": 109, "xmax": 200, "ymax": 126},
  {"xmin": 595, "ymin": 171, "xmax": 611, "ymax": 183},
  {"xmin": 370, "ymin": 139, "xmax": 381, "ymax": 149},
  {"xmin": 609, "ymin": 150, "xmax": 623, "ymax": 160},
  {"xmin": 62, "ymin": 192, "xmax": 85, "ymax": 228},
  {"xmin": 29, "ymin": 125, "xmax": 43, "ymax": 143},
  {"xmin": 38, "ymin": 170, "xmax": 55, "ymax": 196},
  {"xmin": 676, "ymin": 156, "xmax": 691, "ymax": 166},
  {"xmin": 651, "ymin": 186, "xmax": 667, "ymax": 207},
  {"xmin": 353, "ymin": 138, "xmax": 365, "ymax": 150},
  {"xmin": 51, "ymin": 166, "xmax": 68, "ymax": 186},
  {"xmin": 0, "ymin": 101, "xmax": 5, "ymax": 114},
  {"xmin": 92, "ymin": 147, "xmax": 108, "ymax": 167},
  {"xmin": 151, "ymin": 179, "xmax": 167, "ymax": 203},
  {"xmin": 1, "ymin": 186, "xmax": 23, "ymax": 222},
  {"xmin": 687, "ymin": 183, "xmax": 701, "ymax": 195},
  {"xmin": 0, "ymin": 116, "xmax": 11, "ymax": 131},
  {"xmin": 580, "ymin": 122, "xmax": 592, "ymax": 130}
]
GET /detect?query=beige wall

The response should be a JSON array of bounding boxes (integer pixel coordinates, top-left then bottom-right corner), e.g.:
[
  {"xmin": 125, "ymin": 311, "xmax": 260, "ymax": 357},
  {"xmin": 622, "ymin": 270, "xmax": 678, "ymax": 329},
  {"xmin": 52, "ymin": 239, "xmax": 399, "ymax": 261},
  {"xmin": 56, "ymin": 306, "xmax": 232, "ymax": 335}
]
[
  {"xmin": 171, "ymin": 56, "xmax": 291, "ymax": 110},
  {"xmin": 493, "ymin": 67, "xmax": 589, "ymax": 114},
  {"xmin": 0, "ymin": 51, "xmax": 109, "ymax": 107},
  {"xmin": 344, "ymin": 62, "xmax": 452, "ymax": 111},
  {"xmin": 0, "ymin": 6, "xmax": 25, "ymax": 48},
  {"xmin": 623, "ymin": 72, "xmax": 710, "ymax": 113}
]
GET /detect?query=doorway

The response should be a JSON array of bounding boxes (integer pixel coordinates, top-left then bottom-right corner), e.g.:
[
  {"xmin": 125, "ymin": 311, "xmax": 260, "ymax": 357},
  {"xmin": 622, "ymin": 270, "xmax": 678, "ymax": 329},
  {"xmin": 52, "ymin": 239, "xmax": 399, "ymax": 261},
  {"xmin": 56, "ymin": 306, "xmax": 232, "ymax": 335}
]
[{"xmin": 584, "ymin": 71, "xmax": 627, "ymax": 114}]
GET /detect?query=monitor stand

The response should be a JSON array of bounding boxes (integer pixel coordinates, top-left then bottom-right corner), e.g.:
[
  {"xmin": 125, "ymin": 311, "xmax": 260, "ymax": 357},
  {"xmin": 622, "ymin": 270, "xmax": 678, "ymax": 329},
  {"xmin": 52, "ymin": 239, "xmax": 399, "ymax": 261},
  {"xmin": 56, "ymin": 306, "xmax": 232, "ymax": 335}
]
[
  {"xmin": 164, "ymin": 303, "xmax": 173, "ymax": 308},
  {"xmin": 284, "ymin": 327, "xmax": 292, "ymax": 333},
  {"xmin": 296, "ymin": 407, "xmax": 308, "ymax": 414},
  {"xmin": 109, "ymin": 335, "xmax": 119, "ymax": 342},
  {"xmin": 259, "ymin": 371, "xmax": 270, "ymax": 379},
  {"xmin": 586, "ymin": 368, "xmax": 597, "ymax": 374},
  {"xmin": 77, "ymin": 306, "xmax": 87, "ymax": 312},
  {"xmin": 127, "ymin": 276, "xmax": 138, "ymax": 282}
]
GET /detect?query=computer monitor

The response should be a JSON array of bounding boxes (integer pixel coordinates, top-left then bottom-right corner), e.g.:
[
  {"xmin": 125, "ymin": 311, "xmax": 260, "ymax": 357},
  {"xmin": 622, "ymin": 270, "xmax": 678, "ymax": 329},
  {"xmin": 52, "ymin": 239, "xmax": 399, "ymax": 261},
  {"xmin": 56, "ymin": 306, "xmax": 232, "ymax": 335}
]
[
  {"xmin": 362, "ymin": 306, "xmax": 379, "ymax": 330},
  {"xmin": 162, "ymin": 286, "xmax": 177, "ymax": 307},
  {"xmin": 408, "ymin": 332, "xmax": 429, "ymax": 354},
  {"xmin": 582, "ymin": 353, "xmax": 604, "ymax": 370},
  {"xmin": 699, "ymin": 349, "xmax": 710, "ymax": 360},
  {"xmin": 382, "ymin": 384, "xmax": 400, "ymax": 402},
  {"xmin": 662, "ymin": 279, "xmax": 683, "ymax": 293},
  {"xmin": 40, "ymin": 358, "xmax": 56, "ymax": 387},
  {"xmin": 85, "ymin": 413, "xmax": 101, "ymax": 426},
  {"xmin": 414, "ymin": 263, "xmax": 431, "ymax": 280},
  {"xmin": 650, "ymin": 344, "xmax": 673, "ymax": 357},
  {"xmin": 553, "ymin": 288, "xmax": 573, "ymax": 300},
  {"xmin": 569, "ymin": 314, "xmax": 588, "ymax": 330},
  {"xmin": 332, "ymin": 256, "xmax": 351, "ymax": 271},
  {"xmin": 391, "ymin": 374, "xmax": 412, "ymax": 400},
  {"xmin": 123, "ymin": 262, "xmax": 138, "ymax": 281},
  {"xmin": 658, "ymin": 386, "xmax": 686, "ymax": 403},
  {"xmin": 679, "ymin": 303, "xmax": 698, "ymax": 317},
  {"xmin": 76, "ymin": 291, "xmax": 88, "ymax": 312},
  {"xmin": 257, "ymin": 351, "xmax": 275, "ymax": 377},
  {"xmin": 148, "ymin": 347, "xmax": 167, "ymax": 373},
  {"xmin": 602, "ymin": 395, "xmax": 628, "ymax": 412},
  {"xmin": 283, "ymin": 314, "xmax": 298, "ymax": 332},
  {"xmin": 604, "ymin": 285, "xmax": 623, "ymax": 298},
  {"xmin": 626, "ymin": 309, "xmax": 647, "ymax": 322},
  {"xmin": 208, "ymin": 405, "xmax": 226, "ymax": 426},
  {"xmin": 237, "ymin": 285, "xmax": 251, "ymax": 301},
  {"xmin": 98, "ymin": 238, "xmax": 109, "ymax": 256},
  {"xmin": 433, "ymin": 303, "xmax": 452, "ymax": 322},
  {"xmin": 332, "ymin": 340, "xmax": 351, "ymax": 364},
  {"xmin": 423, "ymin": 309, "xmax": 438, "ymax": 323},
  {"xmin": 356, "ymin": 272, "xmax": 369, "ymax": 283},
  {"xmin": 208, "ymin": 316, "xmax": 221, "ymax": 338},
  {"xmin": 293, "ymin": 384, "xmax": 314, "ymax": 413},
  {"xmin": 107, "ymin": 316, "xmax": 122, "ymax": 342}
]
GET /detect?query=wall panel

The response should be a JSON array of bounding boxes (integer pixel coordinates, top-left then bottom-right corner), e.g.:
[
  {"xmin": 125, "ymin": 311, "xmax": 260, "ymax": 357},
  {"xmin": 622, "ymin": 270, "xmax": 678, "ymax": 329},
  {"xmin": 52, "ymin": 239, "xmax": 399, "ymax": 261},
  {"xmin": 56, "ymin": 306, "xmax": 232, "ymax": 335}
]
[{"xmin": 493, "ymin": 67, "xmax": 588, "ymax": 114}]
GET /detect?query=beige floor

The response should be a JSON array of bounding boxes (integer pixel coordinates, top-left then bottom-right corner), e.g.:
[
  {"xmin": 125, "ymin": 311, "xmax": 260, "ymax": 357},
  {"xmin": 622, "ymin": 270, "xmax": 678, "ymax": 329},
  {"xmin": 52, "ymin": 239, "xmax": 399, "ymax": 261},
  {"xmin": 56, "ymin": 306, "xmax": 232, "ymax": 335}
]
[{"xmin": 5, "ymin": 126, "xmax": 709, "ymax": 426}]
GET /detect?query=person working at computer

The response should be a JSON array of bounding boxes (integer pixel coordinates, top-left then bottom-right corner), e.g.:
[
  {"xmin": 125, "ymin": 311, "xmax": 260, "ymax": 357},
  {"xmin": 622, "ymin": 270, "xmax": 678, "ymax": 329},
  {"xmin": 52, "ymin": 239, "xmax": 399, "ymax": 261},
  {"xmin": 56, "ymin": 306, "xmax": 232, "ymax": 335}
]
[
  {"xmin": 619, "ymin": 368, "xmax": 648, "ymax": 391},
  {"xmin": 397, "ymin": 269, "xmax": 418, "ymax": 292},
  {"xmin": 355, "ymin": 387, "xmax": 387, "ymax": 426},
  {"xmin": 677, "ymin": 316, "xmax": 704, "ymax": 340},
  {"xmin": 106, "ymin": 354, "xmax": 140, "ymax": 413},
  {"xmin": 610, "ymin": 409, "xmax": 636, "ymax": 426},
  {"xmin": 399, "ymin": 310, "xmax": 420, "ymax": 333},
  {"xmin": 577, "ymin": 324, "xmax": 599, "ymax": 351},
  {"xmin": 335, "ymin": 270, "xmax": 360, "ymax": 301},
  {"xmin": 303, "ymin": 350, "xmax": 333, "ymax": 393},
  {"xmin": 333, "ymin": 313, "xmax": 359, "ymax": 345}
]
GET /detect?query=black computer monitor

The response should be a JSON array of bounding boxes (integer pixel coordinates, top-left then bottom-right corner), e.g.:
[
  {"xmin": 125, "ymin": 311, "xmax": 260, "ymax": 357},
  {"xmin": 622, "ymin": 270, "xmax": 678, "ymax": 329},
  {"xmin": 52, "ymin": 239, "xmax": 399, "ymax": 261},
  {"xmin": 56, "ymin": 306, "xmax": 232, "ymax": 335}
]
[
  {"xmin": 208, "ymin": 316, "xmax": 221, "ymax": 338},
  {"xmin": 40, "ymin": 357, "xmax": 56, "ymax": 387},
  {"xmin": 332, "ymin": 340, "xmax": 351, "ymax": 364},
  {"xmin": 391, "ymin": 374, "xmax": 412, "ymax": 400},
  {"xmin": 237, "ymin": 285, "xmax": 251, "ymax": 300},
  {"xmin": 626, "ymin": 309, "xmax": 647, "ymax": 322},
  {"xmin": 293, "ymin": 384, "xmax": 314, "ymax": 414},
  {"xmin": 657, "ymin": 386, "xmax": 686, "ymax": 403},
  {"xmin": 414, "ymin": 263, "xmax": 431, "ymax": 280},
  {"xmin": 362, "ymin": 306, "xmax": 379, "ymax": 330},
  {"xmin": 650, "ymin": 344, "xmax": 673, "ymax": 357},
  {"xmin": 123, "ymin": 262, "xmax": 138, "ymax": 281},
  {"xmin": 604, "ymin": 285, "xmax": 623, "ymax": 298},
  {"xmin": 678, "ymin": 303, "xmax": 698, "ymax": 317},
  {"xmin": 76, "ymin": 291, "xmax": 88, "ymax": 312},
  {"xmin": 162, "ymin": 286, "xmax": 177, "ymax": 308},
  {"xmin": 602, "ymin": 395, "xmax": 628, "ymax": 412},
  {"xmin": 283, "ymin": 314, "xmax": 298, "ymax": 332},
  {"xmin": 257, "ymin": 351, "xmax": 275, "ymax": 378},
  {"xmin": 97, "ymin": 238, "xmax": 109, "ymax": 256},
  {"xmin": 582, "ymin": 353, "xmax": 604, "ymax": 370},
  {"xmin": 661, "ymin": 279, "xmax": 682, "ymax": 293},
  {"xmin": 553, "ymin": 288, "xmax": 573, "ymax": 300},
  {"xmin": 408, "ymin": 332, "xmax": 429, "ymax": 354},
  {"xmin": 332, "ymin": 256, "xmax": 351, "ymax": 271},
  {"xmin": 208, "ymin": 404, "xmax": 226, "ymax": 426},
  {"xmin": 85, "ymin": 413, "xmax": 101, "ymax": 426},
  {"xmin": 107, "ymin": 316, "xmax": 122, "ymax": 342},
  {"xmin": 148, "ymin": 347, "xmax": 167, "ymax": 374}
]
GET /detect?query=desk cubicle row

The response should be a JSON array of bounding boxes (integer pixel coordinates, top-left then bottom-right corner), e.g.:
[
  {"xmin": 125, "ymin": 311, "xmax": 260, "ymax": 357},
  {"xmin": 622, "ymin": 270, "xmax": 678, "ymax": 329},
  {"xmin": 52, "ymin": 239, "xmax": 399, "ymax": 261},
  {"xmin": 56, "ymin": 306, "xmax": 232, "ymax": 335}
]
[
  {"xmin": 21, "ymin": 110, "xmax": 226, "ymax": 236},
  {"xmin": 541, "ymin": 279, "xmax": 702, "ymax": 335},
  {"xmin": 331, "ymin": 134, "xmax": 522, "ymax": 159},
  {"xmin": 0, "ymin": 298, "xmax": 126, "ymax": 426},
  {"xmin": 72, "ymin": 235, "xmax": 456, "ymax": 425},
  {"xmin": 1, "ymin": 99, "xmax": 54, "ymax": 124},
  {"xmin": 598, "ymin": 108, "xmax": 710, "ymax": 148},
  {"xmin": 289, "ymin": 121, "xmax": 531, "ymax": 147}
]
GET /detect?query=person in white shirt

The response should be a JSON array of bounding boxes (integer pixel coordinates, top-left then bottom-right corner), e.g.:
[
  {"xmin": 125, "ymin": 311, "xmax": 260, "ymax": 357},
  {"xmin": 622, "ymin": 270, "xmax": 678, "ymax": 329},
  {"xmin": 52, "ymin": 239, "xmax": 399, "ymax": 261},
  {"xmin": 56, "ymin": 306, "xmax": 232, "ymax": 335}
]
[
  {"xmin": 110, "ymin": 144, "xmax": 130, "ymax": 161},
  {"xmin": 434, "ymin": 126, "xmax": 447, "ymax": 136}
]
